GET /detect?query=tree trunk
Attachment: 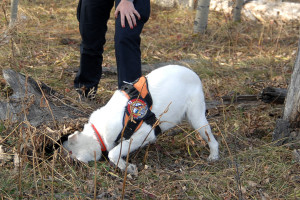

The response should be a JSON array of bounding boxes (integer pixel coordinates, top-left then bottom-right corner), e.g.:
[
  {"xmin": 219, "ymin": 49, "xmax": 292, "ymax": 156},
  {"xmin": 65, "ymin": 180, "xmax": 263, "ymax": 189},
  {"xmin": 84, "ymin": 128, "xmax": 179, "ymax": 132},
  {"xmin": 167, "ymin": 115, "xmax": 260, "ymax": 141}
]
[
  {"xmin": 193, "ymin": 0, "xmax": 211, "ymax": 34},
  {"xmin": 282, "ymin": 41, "xmax": 300, "ymax": 125},
  {"xmin": 9, "ymin": 0, "xmax": 19, "ymax": 27},
  {"xmin": 273, "ymin": 38, "xmax": 300, "ymax": 145},
  {"xmin": 233, "ymin": 0, "xmax": 244, "ymax": 22},
  {"xmin": 189, "ymin": 0, "xmax": 196, "ymax": 10}
]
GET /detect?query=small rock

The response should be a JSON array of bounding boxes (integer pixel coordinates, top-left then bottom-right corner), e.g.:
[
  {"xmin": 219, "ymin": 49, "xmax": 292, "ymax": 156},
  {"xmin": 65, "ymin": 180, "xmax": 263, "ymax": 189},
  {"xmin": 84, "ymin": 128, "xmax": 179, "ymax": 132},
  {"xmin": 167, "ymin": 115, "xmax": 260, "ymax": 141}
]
[
  {"xmin": 127, "ymin": 174, "xmax": 133, "ymax": 180},
  {"xmin": 247, "ymin": 180, "xmax": 258, "ymax": 187},
  {"xmin": 0, "ymin": 145, "xmax": 11, "ymax": 164},
  {"xmin": 292, "ymin": 149, "xmax": 300, "ymax": 163}
]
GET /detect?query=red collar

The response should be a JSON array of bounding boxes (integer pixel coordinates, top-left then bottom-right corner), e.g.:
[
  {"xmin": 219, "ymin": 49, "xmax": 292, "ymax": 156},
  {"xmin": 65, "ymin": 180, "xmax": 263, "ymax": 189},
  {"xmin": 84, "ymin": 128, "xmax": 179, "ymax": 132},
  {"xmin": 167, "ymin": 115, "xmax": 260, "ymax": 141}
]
[{"xmin": 91, "ymin": 124, "xmax": 107, "ymax": 152}]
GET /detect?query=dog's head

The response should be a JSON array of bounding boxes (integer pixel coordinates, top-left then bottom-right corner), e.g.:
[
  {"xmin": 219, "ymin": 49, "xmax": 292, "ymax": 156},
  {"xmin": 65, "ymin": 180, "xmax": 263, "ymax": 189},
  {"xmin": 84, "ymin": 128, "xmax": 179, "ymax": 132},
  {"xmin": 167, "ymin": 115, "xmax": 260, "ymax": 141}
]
[{"xmin": 62, "ymin": 131, "xmax": 102, "ymax": 163}]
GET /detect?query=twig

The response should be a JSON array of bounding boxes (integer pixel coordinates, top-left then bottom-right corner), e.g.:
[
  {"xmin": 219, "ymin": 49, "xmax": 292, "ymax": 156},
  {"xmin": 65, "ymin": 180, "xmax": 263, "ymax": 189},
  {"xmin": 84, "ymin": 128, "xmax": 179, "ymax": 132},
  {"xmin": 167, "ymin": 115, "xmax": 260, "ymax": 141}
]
[
  {"xmin": 94, "ymin": 151, "xmax": 97, "ymax": 200},
  {"xmin": 116, "ymin": 121, "xmax": 127, "ymax": 173},
  {"xmin": 275, "ymin": 23, "xmax": 283, "ymax": 51},
  {"xmin": 133, "ymin": 102, "xmax": 171, "ymax": 159},
  {"xmin": 1, "ymin": 0, "xmax": 9, "ymax": 25},
  {"xmin": 51, "ymin": 94, "xmax": 89, "ymax": 115},
  {"xmin": 28, "ymin": 125, "xmax": 45, "ymax": 191},
  {"xmin": 121, "ymin": 138, "xmax": 133, "ymax": 200},
  {"xmin": 107, "ymin": 170, "xmax": 158, "ymax": 198},
  {"xmin": 216, "ymin": 101, "xmax": 243, "ymax": 199},
  {"xmin": 143, "ymin": 144, "xmax": 150, "ymax": 164},
  {"xmin": 42, "ymin": 159, "xmax": 74, "ymax": 186},
  {"xmin": 71, "ymin": 175, "xmax": 79, "ymax": 199},
  {"xmin": 0, "ymin": 121, "xmax": 24, "ymax": 144},
  {"xmin": 35, "ymin": 79, "xmax": 58, "ymax": 128},
  {"xmin": 179, "ymin": 124, "xmax": 209, "ymax": 142},
  {"xmin": 233, "ymin": 132, "xmax": 244, "ymax": 200},
  {"xmin": 221, "ymin": 101, "xmax": 243, "ymax": 199},
  {"xmin": 17, "ymin": 127, "xmax": 22, "ymax": 199},
  {"xmin": 51, "ymin": 150, "xmax": 56, "ymax": 200},
  {"xmin": 29, "ymin": 129, "xmax": 40, "ymax": 200}
]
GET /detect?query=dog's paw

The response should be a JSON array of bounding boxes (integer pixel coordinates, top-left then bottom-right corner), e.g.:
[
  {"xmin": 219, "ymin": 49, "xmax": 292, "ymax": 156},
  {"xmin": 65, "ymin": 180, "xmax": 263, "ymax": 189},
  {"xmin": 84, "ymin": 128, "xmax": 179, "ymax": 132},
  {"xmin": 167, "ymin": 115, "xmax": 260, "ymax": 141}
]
[
  {"xmin": 126, "ymin": 164, "xmax": 138, "ymax": 176},
  {"xmin": 207, "ymin": 154, "xmax": 219, "ymax": 162}
]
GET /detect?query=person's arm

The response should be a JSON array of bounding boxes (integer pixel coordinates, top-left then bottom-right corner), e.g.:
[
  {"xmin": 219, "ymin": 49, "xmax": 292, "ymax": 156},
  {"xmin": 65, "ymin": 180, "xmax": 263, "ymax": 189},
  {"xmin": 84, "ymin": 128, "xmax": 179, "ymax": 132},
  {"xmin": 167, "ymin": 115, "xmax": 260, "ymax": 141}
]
[{"xmin": 114, "ymin": 0, "xmax": 141, "ymax": 29}]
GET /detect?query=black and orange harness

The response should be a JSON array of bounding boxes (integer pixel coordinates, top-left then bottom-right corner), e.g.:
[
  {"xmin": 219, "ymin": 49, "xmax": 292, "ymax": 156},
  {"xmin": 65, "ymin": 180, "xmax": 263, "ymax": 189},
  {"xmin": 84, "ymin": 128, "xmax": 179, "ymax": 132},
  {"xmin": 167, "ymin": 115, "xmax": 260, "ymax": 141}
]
[
  {"xmin": 114, "ymin": 76, "xmax": 161, "ymax": 144},
  {"xmin": 89, "ymin": 76, "xmax": 161, "ymax": 159}
]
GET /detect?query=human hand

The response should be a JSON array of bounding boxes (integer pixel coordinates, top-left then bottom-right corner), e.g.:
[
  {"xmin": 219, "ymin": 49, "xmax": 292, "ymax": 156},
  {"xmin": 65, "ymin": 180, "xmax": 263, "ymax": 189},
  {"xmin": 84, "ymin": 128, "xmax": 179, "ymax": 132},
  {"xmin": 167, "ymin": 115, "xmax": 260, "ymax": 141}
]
[{"xmin": 114, "ymin": 0, "xmax": 141, "ymax": 29}]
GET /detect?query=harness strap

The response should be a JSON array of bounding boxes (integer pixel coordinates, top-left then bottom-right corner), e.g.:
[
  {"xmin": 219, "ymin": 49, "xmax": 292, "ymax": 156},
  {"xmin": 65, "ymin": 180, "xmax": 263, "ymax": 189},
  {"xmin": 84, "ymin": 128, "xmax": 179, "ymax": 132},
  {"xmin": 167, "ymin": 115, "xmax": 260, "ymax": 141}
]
[
  {"xmin": 114, "ymin": 76, "xmax": 161, "ymax": 144},
  {"xmin": 143, "ymin": 111, "xmax": 162, "ymax": 137}
]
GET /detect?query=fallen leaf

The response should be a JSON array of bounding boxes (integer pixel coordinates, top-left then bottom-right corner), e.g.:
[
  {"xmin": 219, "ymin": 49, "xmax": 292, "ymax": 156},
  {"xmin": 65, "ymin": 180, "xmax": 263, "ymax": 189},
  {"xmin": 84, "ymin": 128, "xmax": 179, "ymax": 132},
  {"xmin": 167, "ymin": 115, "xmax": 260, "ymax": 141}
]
[
  {"xmin": 0, "ymin": 145, "xmax": 11, "ymax": 164},
  {"xmin": 247, "ymin": 180, "xmax": 258, "ymax": 187}
]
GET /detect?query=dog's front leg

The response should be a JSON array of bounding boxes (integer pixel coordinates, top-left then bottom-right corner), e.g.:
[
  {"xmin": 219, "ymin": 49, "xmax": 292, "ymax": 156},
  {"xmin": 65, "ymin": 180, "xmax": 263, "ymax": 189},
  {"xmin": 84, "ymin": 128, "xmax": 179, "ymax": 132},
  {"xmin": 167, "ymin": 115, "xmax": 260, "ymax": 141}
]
[{"xmin": 108, "ymin": 138, "xmax": 145, "ymax": 175}]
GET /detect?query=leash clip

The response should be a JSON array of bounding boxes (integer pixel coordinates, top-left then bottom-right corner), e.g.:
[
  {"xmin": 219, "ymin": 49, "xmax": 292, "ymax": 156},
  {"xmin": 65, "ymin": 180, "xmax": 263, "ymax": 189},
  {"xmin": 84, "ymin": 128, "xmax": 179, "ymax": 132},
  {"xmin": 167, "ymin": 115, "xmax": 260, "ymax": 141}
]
[{"xmin": 123, "ymin": 81, "xmax": 133, "ymax": 85}]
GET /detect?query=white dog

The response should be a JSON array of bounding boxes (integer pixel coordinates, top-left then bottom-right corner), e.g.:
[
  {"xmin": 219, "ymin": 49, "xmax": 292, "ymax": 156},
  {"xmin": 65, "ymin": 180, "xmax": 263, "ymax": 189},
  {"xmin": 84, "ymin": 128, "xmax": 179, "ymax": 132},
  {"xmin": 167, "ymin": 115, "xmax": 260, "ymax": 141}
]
[{"xmin": 63, "ymin": 65, "xmax": 219, "ymax": 174}]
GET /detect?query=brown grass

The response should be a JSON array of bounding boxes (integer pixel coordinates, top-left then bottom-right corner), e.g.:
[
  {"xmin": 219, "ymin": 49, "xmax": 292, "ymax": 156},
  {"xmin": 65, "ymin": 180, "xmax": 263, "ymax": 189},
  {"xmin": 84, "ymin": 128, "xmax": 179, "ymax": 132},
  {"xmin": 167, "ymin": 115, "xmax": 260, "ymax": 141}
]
[{"xmin": 0, "ymin": 0, "xmax": 299, "ymax": 199}]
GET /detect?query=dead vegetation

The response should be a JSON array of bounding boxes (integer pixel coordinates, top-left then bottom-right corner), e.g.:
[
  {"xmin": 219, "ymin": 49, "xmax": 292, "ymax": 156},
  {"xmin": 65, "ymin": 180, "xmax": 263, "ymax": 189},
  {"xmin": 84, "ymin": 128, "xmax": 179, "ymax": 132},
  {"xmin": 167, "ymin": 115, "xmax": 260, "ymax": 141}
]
[{"xmin": 0, "ymin": 0, "xmax": 299, "ymax": 199}]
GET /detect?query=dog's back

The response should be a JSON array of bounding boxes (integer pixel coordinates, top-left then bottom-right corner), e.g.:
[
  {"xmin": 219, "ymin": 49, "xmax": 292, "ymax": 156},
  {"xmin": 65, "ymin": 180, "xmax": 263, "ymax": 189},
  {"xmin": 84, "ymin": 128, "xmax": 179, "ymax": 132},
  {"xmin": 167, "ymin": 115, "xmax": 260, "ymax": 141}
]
[{"xmin": 146, "ymin": 65, "xmax": 206, "ymax": 131}]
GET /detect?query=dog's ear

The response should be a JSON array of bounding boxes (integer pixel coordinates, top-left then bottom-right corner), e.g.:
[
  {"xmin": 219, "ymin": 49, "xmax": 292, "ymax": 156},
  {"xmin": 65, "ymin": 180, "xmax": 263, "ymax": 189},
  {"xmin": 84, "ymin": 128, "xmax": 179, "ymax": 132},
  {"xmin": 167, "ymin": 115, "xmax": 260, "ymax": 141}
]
[{"xmin": 68, "ymin": 131, "xmax": 79, "ymax": 145}]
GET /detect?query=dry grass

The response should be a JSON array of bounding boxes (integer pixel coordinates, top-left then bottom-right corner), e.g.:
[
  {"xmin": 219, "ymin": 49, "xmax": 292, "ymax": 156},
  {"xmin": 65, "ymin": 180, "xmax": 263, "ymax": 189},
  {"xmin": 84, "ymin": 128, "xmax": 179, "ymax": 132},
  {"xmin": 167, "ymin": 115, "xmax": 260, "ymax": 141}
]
[{"xmin": 0, "ymin": 0, "xmax": 300, "ymax": 199}]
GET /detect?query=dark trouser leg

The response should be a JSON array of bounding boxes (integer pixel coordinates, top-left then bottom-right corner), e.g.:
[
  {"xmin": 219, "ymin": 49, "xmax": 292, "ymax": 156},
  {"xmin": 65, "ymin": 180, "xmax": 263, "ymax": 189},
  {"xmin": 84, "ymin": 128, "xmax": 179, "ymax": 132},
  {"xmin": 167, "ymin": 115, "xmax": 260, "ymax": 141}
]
[
  {"xmin": 74, "ymin": 0, "xmax": 114, "ymax": 96},
  {"xmin": 115, "ymin": 0, "xmax": 150, "ymax": 89}
]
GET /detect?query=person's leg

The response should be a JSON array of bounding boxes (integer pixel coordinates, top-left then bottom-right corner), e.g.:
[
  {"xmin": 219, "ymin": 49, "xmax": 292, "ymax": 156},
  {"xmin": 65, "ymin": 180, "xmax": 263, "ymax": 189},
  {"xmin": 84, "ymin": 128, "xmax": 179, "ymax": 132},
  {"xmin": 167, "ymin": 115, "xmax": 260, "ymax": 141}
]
[
  {"xmin": 114, "ymin": 0, "xmax": 150, "ymax": 89},
  {"xmin": 74, "ymin": 0, "xmax": 114, "ymax": 97}
]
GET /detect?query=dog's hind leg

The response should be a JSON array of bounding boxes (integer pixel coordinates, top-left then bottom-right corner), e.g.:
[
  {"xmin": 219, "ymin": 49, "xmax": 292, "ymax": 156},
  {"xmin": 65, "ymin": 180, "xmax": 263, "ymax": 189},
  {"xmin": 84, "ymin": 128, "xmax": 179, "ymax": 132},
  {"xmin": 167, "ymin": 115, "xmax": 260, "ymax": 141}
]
[{"xmin": 186, "ymin": 91, "xmax": 219, "ymax": 161}]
